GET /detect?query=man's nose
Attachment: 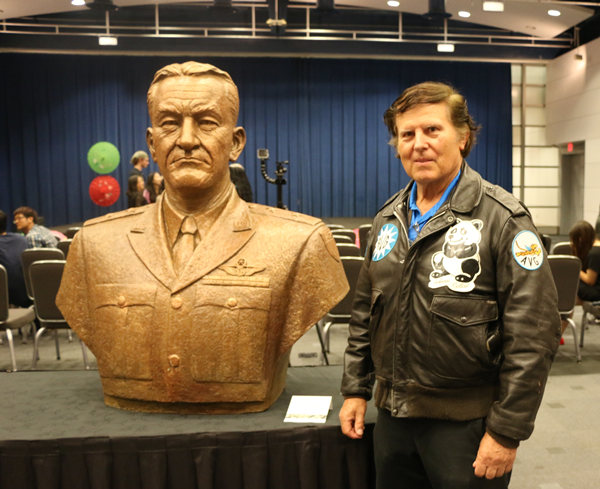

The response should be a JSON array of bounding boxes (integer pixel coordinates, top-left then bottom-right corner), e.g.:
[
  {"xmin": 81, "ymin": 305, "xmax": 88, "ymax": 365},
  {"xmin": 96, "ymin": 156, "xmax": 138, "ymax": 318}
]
[
  {"xmin": 177, "ymin": 117, "xmax": 200, "ymax": 151},
  {"xmin": 414, "ymin": 130, "xmax": 428, "ymax": 149}
]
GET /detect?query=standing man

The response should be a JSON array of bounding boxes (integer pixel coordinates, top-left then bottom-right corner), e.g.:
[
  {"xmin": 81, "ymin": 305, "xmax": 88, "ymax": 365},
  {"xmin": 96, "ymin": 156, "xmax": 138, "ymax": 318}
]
[
  {"xmin": 57, "ymin": 62, "xmax": 348, "ymax": 414},
  {"xmin": 339, "ymin": 82, "xmax": 560, "ymax": 488},
  {"xmin": 0, "ymin": 210, "xmax": 30, "ymax": 307},
  {"xmin": 129, "ymin": 150, "xmax": 150, "ymax": 178},
  {"xmin": 12, "ymin": 206, "xmax": 58, "ymax": 248}
]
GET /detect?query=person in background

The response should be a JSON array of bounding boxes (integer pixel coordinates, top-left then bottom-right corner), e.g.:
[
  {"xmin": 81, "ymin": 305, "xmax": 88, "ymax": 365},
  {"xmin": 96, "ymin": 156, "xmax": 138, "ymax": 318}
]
[
  {"xmin": 143, "ymin": 171, "xmax": 164, "ymax": 204},
  {"xmin": 569, "ymin": 220, "xmax": 600, "ymax": 303},
  {"xmin": 0, "ymin": 210, "xmax": 31, "ymax": 307},
  {"xmin": 229, "ymin": 163, "xmax": 253, "ymax": 202},
  {"xmin": 129, "ymin": 150, "xmax": 149, "ymax": 178},
  {"xmin": 339, "ymin": 81, "xmax": 560, "ymax": 488},
  {"xmin": 126, "ymin": 175, "xmax": 147, "ymax": 208},
  {"xmin": 12, "ymin": 206, "xmax": 58, "ymax": 248}
]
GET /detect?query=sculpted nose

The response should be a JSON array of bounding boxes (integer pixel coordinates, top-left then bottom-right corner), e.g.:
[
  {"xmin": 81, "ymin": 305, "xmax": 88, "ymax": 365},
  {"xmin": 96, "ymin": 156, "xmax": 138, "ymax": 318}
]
[{"xmin": 177, "ymin": 117, "xmax": 200, "ymax": 151}]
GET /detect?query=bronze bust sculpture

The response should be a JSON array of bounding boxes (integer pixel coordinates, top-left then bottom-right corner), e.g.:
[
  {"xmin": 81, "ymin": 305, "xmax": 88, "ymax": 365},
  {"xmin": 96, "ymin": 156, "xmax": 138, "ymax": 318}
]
[{"xmin": 56, "ymin": 62, "xmax": 349, "ymax": 414}]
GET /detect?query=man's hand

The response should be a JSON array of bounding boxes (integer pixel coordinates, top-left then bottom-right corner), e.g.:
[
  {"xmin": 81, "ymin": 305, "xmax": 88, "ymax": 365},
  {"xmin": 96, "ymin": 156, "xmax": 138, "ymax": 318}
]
[
  {"xmin": 339, "ymin": 397, "xmax": 367, "ymax": 439},
  {"xmin": 473, "ymin": 432, "xmax": 517, "ymax": 479}
]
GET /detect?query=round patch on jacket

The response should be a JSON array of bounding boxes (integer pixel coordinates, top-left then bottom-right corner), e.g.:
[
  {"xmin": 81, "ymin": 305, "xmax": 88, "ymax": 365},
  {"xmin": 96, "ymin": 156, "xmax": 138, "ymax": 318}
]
[
  {"xmin": 512, "ymin": 230, "xmax": 543, "ymax": 270},
  {"xmin": 372, "ymin": 224, "xmax": 398, "ymax": 262}
]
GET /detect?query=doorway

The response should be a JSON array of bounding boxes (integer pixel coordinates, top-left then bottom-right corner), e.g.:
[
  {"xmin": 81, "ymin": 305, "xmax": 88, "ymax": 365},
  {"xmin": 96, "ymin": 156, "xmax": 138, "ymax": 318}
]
[{"xmin": 559, "ymin": 142, "xmax": 585, "ymax": 235}]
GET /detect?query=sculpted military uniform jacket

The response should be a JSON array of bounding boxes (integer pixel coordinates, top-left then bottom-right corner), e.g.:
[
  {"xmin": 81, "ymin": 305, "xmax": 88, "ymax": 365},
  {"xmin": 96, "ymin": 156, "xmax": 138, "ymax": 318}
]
[{"xmin": 57, "ymin": 191, "xmax": 348, "ymax": 413}]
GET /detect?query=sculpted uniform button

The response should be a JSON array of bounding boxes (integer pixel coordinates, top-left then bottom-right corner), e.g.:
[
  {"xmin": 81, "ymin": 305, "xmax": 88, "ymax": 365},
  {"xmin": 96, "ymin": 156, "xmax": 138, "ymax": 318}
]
[
  {"xmin": 117, "ymin": 296, "xmax": 126, "ymax": 307},
  {"xmin": 226, "ymin": 297, "xmax": 238, "ymax": 308},
  {"xmin": 171, "ymin": 297, "xmax": 183, "ymax": 309},
  {"xmin": 168, "ymin": 354, "xmax": 180, "ymax": 368}
]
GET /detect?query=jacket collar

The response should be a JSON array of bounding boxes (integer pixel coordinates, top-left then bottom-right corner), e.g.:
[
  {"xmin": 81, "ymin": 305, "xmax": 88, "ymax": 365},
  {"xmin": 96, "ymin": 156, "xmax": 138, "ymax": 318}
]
[
  {"xmin": 381, "ymin": 161, "xmax": 483, "ymax": 218},
  {"xmin": 126, "ymin": 191, "xmax": 255, "ymax": 293}
]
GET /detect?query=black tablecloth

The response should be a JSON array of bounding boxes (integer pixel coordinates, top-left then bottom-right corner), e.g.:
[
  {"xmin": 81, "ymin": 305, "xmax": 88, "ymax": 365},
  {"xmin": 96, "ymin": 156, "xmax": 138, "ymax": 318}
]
[{"xmin": 0, "ymin": 366, "xmax": 376, "ymax": 489}]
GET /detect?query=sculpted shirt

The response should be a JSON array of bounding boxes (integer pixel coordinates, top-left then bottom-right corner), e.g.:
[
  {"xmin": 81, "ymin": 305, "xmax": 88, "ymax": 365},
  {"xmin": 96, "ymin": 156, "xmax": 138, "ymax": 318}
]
[{"xmin": 57, "ymin": 189, "xmax": 348, "ymax": 413}]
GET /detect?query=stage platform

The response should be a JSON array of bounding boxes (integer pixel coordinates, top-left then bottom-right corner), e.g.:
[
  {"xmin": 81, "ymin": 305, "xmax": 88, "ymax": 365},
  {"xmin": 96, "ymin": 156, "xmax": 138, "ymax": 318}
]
[{"xmin": 0, "ymin": 365, "xmax": 376, "ymax": 489}]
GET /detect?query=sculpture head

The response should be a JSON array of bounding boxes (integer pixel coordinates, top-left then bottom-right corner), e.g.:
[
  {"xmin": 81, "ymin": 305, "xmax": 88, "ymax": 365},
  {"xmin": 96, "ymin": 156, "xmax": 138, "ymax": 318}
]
[{"xmin": 145, "ymin": 62, "xmax": 246, "ymax": 209}]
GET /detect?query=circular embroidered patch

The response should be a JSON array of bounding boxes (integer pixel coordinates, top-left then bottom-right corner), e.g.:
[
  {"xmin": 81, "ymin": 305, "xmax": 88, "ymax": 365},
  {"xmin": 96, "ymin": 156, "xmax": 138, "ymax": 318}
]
[
  {"xmin": 372, "ymin": 224, "xmax": 399, "ymax": 262},
  {"xmin": 512, "ymin": 230, "xmax": 544, "ymax": 270}
]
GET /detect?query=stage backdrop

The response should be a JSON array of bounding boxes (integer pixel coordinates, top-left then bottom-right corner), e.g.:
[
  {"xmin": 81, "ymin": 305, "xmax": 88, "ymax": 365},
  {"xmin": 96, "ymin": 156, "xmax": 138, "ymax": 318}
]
[{"xmin": 0, "ymin": 53, "xmax": 511, "ymax": 226}]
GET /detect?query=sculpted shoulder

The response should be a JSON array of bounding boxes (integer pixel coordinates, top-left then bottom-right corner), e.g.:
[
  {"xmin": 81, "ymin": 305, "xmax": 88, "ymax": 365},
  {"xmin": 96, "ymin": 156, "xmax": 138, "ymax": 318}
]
[
  {"xmin": 83, "ymin": 206, "xmax": 149, "ymax": 228},
  {"xmin": 247, "ymin": 203, "xmax": 323, "ymax": 228}
]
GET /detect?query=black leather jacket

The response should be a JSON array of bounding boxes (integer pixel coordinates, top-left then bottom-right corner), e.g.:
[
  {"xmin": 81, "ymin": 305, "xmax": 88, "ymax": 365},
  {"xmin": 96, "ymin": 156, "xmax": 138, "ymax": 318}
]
[{"xmin": 341, "ymin": 163, "xmax": 561, "ymax": 443}]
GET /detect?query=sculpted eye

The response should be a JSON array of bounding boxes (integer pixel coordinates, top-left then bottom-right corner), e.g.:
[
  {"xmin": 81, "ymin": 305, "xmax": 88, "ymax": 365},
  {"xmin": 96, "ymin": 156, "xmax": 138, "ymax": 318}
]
[{"xmin": 199, "ymin": 119, "xmax": 219, "ymax": 130}]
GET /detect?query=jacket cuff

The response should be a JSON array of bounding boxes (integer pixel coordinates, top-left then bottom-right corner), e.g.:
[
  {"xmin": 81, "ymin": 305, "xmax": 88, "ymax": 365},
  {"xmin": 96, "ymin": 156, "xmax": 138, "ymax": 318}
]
[{"xmin": 486, "ymin": 429, "xmax": 520, "ymax": 449}]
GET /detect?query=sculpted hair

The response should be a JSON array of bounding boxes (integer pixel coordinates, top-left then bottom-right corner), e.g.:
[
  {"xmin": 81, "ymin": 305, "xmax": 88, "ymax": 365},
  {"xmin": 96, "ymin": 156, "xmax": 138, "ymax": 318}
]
[
  {"xmin": 569, "ymin": 220, "xmax": 596, "ymax": 263},
  {"xmin": 147, "ymin": 61, "xmax": 240, "ymax": 122},
  {"xmin": 0, "ymin": 210, "xmax": 6, "ymax": 233},
  {"xmin": 130, "ymin": 150, "xmax": 148, "ymax": 166},
  {"xmin": 383, "ymin": 81, "xmax": 480, "ymax": 158},
  {"xmin": 13, "ymin": 206, "xmax": 38, "ymax": 223}
]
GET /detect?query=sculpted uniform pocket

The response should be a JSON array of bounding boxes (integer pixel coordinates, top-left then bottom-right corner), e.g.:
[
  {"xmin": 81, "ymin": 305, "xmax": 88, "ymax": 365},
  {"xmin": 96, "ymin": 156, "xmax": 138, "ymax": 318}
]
[
  {"xmin": 92, "ymin": 284, "xmax": 157, "ymax": 380},
  {"xmin": 190, "ymin": 283, "xmax": 271, "ymax": 383},
  {"xmin": 427, "ymin": 295, "xmax": 498, "ymax": 383}
]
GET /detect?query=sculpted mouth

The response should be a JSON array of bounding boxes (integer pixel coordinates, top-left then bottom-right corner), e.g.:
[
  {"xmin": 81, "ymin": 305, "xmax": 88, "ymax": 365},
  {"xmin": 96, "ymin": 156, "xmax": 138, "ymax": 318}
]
[{"xmin": 171, "ymin": 157, "xmax": 207, "ymax": 167}]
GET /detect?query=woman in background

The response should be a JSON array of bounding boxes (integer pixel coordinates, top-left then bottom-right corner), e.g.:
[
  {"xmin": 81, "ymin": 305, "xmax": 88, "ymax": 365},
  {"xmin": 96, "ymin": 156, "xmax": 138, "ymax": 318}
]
[
  {"xmin": 127, "ymin": 175, "xmax": 146, "ymax": 208},
  {"xmin": 569, "ymin": 220, "xmax": 600, "ymax": 303},
  {"xmin": 143, "ymin": 172, "xmax": 164, "ymax": 204}
]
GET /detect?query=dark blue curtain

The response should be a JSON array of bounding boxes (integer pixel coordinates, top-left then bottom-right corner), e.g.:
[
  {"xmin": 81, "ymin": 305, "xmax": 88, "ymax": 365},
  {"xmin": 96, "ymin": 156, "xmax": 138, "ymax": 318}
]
[{"xmin": 0, "ymin": 53, "xmax": 511, "ymax": 227}]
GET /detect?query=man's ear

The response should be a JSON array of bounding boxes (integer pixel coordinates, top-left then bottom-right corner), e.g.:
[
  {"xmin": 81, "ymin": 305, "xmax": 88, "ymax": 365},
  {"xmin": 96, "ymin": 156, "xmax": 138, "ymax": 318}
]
[
  {"xmin": 229, "ymin": 127, "xmax": 247, "ymax": 162},
  {"xmin": 146, "ymin": 127, "xmax": 156, "ymax": 159}
]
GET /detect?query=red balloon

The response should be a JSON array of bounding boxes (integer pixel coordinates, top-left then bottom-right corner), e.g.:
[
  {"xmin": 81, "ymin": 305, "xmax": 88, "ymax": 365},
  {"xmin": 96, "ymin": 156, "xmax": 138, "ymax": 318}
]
[{"xmin": 89, "ymin": 176, "xmax": 121, "ymax": 207}]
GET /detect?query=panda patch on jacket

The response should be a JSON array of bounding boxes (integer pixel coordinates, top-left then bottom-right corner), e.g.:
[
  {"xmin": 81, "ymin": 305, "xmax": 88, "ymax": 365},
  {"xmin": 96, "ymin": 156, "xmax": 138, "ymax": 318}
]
[{"xmin": 429, "ymin": 219, "xmax": 483, "ymax": 293}]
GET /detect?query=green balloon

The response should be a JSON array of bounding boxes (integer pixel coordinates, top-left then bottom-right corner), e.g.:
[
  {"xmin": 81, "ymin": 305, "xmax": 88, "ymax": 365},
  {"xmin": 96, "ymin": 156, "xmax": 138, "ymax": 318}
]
[{"xmin": 87, "ymin": 141, "xmax": 120, "ymax": 174}]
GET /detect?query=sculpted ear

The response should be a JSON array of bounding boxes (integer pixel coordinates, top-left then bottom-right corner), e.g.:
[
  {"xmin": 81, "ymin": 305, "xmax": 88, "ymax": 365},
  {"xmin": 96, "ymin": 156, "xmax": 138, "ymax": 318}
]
[
  {"xmin": 146, "ymin": 127, "xmax": 156, "ymax": 159},
  {"xmin": 229, "ymin": 127, "xmax": 246, "ymax": 162}
]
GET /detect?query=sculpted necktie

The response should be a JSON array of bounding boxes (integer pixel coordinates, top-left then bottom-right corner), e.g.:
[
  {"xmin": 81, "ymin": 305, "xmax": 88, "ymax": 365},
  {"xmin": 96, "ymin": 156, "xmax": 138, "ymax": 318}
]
[{"xmin": 173, "ymin": 216, "xmax": 198, "ymax": 274}]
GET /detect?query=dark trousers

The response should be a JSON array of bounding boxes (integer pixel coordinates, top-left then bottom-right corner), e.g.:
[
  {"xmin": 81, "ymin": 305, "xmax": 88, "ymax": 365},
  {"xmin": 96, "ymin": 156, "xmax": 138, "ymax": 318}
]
[{"xmin": 374, "ymin": 409, "xmax": 511, "ymax": 489}]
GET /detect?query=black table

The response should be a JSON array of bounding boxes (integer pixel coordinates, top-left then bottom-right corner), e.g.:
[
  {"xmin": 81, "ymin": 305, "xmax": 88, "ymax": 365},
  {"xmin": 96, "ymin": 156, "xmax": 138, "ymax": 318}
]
[{"xmin": 0, "ymin": 366, "xmax": 376, "ymax": 489}]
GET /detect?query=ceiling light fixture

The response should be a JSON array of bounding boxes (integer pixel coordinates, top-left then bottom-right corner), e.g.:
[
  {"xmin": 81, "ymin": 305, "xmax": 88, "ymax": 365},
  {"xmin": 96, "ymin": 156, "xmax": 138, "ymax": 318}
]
[
  {"xmin": 483, "ymin": 1, "xmax": 504, "ymax": 12},
  {"xmin": 437, "ymin": 43, "xmax": 455, "ymax": 53},
  {"xmin": 458, "ymin": 11, "xmax": 471, "ymax": 18},
  {"xmin": 98, "ymin": 36, "xmax": 118, "ymax": 46},
  {"xmin": 387, "ymin": 0, "xmax": 400, "ymax": 7},
  {"xmin": 71, "ymin": 0, "xmax": 85, "ymax": 5},
  {"xmin": 547, "ymin": 9, "xmax": 561, "ymax": 17}
]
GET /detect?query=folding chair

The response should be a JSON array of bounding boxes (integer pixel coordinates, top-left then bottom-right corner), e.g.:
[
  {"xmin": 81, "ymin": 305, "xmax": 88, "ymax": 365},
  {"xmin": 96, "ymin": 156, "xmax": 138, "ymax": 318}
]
[
  {"xmin": 57, "ymin": 239, "xmax": 73, "ymax": 258},
  {"xmin": 336, "ymin": 243, "xmax": 361, "ymax": 257},
  {"xmin": 548, "ymin": 254, "xmax": 582, "ymax": 362},
  {"xmin": 29, "ymin": 260, "xmax": 90, "ymax": 369},
  {"xmin": 21, "ymin": 247, "xmax": 64, "ymax": 301},
  {"xmin": 550, "ymin": 241, "xmax": 572, "ymax": 255},
  {"xmin": 0, "ymin": 265, "xmax": 36, "ymax": 371}
]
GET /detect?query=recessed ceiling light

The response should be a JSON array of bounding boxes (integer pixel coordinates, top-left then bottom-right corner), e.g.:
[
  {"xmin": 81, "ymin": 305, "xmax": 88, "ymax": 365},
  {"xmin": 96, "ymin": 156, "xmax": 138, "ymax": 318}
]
[
  {"xmin": 98, "ymin": 36, "xmax": 118, "ymax": 46},
  {"xmin": 547, "ymin": 9, "xmax": 561, "ymax": 17},
  {"xmin": 483, "ymin": 1, "xmax": 504, "ymax": 12},
  {"xmin": 458, "ymin": 11, "xmax": 471, "ymax": 18},
  {"xmin": 437, "ymin": 43, "xmax": 455, "ymax": 53},
  {"xmin": 71, "ymin": 0, "xmax": 85, "ymax": 5},
  {"xmin": 387, "ymin": 0, "xmax": 400, "ymax": 7}
]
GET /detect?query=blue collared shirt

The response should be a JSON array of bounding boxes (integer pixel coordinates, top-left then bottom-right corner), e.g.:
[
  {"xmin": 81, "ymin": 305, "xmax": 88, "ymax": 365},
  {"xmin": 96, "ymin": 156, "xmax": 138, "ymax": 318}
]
[{"xmin": 408, "ymin": 170, "xmax": 461, "ymax": 244}]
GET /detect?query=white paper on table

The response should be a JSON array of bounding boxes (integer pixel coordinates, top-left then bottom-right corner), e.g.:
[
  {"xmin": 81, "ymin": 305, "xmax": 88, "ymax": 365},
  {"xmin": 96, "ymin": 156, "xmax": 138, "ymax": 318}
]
[{"xmin": 283, "ymin": 395, "xmax": 333, "ymax": 423}]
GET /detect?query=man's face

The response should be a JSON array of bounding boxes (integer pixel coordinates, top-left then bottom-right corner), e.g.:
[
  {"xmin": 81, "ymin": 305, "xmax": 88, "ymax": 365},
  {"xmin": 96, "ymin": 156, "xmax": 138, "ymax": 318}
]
[
  {"xmin": 394, "ymin": 102, "xmax": 467, "ymax": 191},
  {"xmin": 146, "ymin": 75, "xmax": 246, "ymax": 198},
  {"xmin": 140, "ymin": 157, "xmax": 150, "ymax": 168},
  {"xmin": 13, "ymin": 213, "xmax": 33, "ymax": 232}
]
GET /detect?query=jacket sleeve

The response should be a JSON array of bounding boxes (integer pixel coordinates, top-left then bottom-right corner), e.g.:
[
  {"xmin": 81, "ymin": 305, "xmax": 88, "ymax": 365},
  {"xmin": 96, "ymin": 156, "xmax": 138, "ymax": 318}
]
[
  {"xmin": 486, "ymin": 213, "xmax": 561, "ymax": 442},
  {"xmin": 340, "ymin": 233, "xmax": 376, "ymax": 399}
]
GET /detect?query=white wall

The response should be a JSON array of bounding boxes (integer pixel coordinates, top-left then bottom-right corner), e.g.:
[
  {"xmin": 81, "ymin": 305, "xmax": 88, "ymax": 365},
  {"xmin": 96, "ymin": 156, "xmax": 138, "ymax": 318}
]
[{"xmin": 547, "ymin": 37, "xmax": 600, "ymax": 223}]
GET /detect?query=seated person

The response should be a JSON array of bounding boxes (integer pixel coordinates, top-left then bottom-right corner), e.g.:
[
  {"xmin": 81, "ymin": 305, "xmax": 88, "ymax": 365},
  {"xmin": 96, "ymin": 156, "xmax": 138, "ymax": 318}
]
[
  {"xmin": 126, "ymin": 175, "xmax": 147, "ymax": 208},
  {"xmin": 569, "ymin": 220, "xmax": 600, "ymax": 303},
  {"xmin": 12, "ymin": 206, "xmax": 58, "ymax": 248},
  {"xmin": 0, "ymin": 209, "xmax": 31, "ymax": 307},
  {"xmin": 143, "ymin": 171, "xmax": 164, "ymax": 204}
]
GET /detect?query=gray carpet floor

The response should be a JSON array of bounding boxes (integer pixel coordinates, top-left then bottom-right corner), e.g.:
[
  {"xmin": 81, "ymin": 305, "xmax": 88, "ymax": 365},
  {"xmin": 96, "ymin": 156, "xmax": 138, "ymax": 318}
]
[{"xmin": 1, "ymin": 305, "xmax": 599, "ymax": 488}]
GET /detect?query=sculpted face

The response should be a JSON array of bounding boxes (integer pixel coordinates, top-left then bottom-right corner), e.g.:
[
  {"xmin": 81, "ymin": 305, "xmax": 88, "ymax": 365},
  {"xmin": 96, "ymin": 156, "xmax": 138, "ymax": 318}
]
[
  {"xmin": 394, "ymin": 102, "xmax": 467, "ymax": 194},
  {"xmin": 146, "ymin": 75, "xmax": 246, "ymax": 199}
]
